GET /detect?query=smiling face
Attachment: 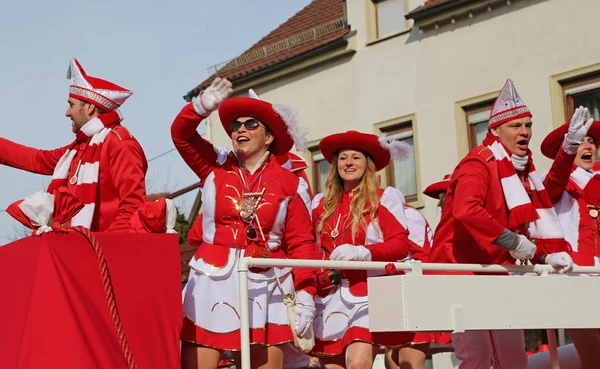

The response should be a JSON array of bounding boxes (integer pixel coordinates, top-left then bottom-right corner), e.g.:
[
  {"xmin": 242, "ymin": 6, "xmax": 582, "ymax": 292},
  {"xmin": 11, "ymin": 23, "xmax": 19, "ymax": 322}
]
[
  {"xmin": 575, "ymin": 136, "xmax": 597, "ymax": 171},
  {"xmin": 231, "ymin": 117, "xmax": 274, "ymax": 162},
  {"xmin": 490, "ymin": 116, "xmax": 533, "ymax": 156},
  {"xmin": 336, "ymin": 149, "xmax": 367, "ymax": 191}
]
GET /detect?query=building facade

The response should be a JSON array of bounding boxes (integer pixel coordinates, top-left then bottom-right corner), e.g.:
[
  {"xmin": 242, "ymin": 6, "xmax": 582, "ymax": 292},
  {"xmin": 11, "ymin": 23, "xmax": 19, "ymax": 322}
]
[{"xmin": 189, "ymin": 0, "xmax": 600, "ymax": 228}]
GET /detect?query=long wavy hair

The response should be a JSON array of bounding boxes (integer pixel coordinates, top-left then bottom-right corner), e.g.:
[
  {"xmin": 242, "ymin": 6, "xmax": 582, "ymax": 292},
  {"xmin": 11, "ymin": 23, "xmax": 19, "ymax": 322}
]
[{"xmin": 316, "ymin": 151, "xmax": 380, "ymax": 244}]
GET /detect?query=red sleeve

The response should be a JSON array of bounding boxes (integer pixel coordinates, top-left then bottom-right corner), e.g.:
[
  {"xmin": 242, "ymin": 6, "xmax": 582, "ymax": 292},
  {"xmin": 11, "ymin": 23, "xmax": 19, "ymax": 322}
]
[
  {"xmin": 543, "ymin": 145, "xmax": 576, "ymax": 204},
  {"xmin": 365, "ymin": 204, "xmax": 410, "ymax": 262},
  {"xmin": 105, "ymin": 137, "xmax": 148, "ymax": 232},
  {"xmin": 284, "ymin": 192, "xmax": 320, "ymax": 297},
  {"xmin": 452, "ymin": 159, "xmax": 505, "ymax": 248},
  {"xmin": 0, "ymin": 138, "xmax": 70, "ymax": 175},
  {"xmin": 170, "ymin": 103, "xmax": 218, "ymax": 184}
]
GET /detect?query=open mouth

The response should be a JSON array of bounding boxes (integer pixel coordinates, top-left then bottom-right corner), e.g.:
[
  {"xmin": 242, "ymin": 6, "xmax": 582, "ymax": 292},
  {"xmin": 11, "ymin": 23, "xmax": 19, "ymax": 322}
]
[
  {"xmin": 581, "ymin": 152, "xmax": 593, "ymax": 162},
  {"xmin": 344, "ymin": 168, "xmax": 356, "ymax": 173},
  {"xmin": 236, "ymin": 137, "xmax": 249, "ymax": 143},
  {"xmin": 516, "ymin": 139, "xmax": 529, "ymax": 150}
]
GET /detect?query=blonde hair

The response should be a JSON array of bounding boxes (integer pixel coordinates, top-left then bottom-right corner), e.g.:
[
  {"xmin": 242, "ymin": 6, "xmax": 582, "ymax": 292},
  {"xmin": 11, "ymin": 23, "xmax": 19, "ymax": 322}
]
[{"xmin": 316, "ymin": 152, "xmax": 380, "ymax": 244}]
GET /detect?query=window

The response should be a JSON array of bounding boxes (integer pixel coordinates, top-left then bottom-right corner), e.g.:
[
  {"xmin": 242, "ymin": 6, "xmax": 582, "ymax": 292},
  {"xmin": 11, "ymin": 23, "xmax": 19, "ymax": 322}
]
[
  {"xmin": 380, "ymin": 124, "xmax": 418, "ymax": 202},
  {"xmin": 465, "ymin": 103, "xmax": 493, "ymax": 149},
  {"xmin": 373, "ymin": 0, "xmax": 407, "ymax": 39},
  {"xmin": 562, "ymin": 74, "xmax": 600, "ymax": 120},
  {"xmin": 311, "ymin": 150, "xmax": 332, "ymax": 194}
]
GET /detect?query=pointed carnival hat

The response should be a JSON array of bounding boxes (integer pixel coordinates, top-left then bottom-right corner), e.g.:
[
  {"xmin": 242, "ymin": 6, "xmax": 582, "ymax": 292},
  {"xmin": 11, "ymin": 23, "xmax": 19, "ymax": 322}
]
[
  {"xmin": 318, "ymin": 130, "xmax": 411, "ymax": 171},
  {"xmin": 218, "ymin": 88, "xmax": 307, "ymax": 156},
  {"xmin": 423, "ymin": 174, "xmax": 451, "ymax": 199},
  {"xmin": 66, "ymin": 58, "xmax": 132, "ymax": 112},
  {"xmin": 488, "ymin": 79, "xmax": 532, "ymax": 129},
  {"xmin": 276, "ymin": 151, "xmax": 309, "ymax": 173}
]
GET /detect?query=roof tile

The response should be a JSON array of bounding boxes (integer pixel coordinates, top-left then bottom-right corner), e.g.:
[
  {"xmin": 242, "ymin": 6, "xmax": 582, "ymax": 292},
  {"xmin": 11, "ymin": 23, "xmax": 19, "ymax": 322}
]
[{"xmin": 186, "ymin": 0, "xmax": 349, "ymax": 98}]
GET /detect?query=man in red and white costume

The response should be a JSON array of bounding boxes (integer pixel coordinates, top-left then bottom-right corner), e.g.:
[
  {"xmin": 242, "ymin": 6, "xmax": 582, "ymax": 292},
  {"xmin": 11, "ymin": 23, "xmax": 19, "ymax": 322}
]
[
  {"xmin": 429, "ymin": 79, "xmax": 580, "ymax": 369},
  {"xmin": 0, "ymin": 58, "xmax": 147, "ymax": 231},
  {"xmin": 540, "ymin": 109, "xmax": 600, "ymax": 369},
  {"xmin": 173, "ymin": 79, "xmax": 319, "ymax": 369}
]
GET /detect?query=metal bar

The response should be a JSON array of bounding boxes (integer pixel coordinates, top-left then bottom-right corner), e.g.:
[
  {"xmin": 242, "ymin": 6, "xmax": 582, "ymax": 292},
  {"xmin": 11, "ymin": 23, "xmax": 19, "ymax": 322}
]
[
  {"xmin": 239, "ymin": 258, "xmax": 600, "ymax": 275},
  {"xmin": 238, "ymin": 261, "xmax": 251, "ymax": 369}
]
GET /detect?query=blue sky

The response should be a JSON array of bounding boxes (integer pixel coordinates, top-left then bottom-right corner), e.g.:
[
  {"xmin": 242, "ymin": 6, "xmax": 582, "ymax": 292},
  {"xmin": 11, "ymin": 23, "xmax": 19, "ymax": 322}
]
[{"xmin": 0, "ymin": 0, "xmax": 311, "ymax": 244}]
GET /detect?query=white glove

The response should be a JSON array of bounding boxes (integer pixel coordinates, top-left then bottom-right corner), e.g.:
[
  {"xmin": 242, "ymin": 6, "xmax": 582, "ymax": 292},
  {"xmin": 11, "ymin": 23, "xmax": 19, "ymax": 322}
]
[
  {"xmin": 564, "ymin": 106, "xmax": 594, "ymax": 154},
  {"xmin": 192, "ymin": 77, "xmax": 233, "ymax": 116},
  {"xmin": 545, "ymin": 252, "xmax": 574, "ymax": 274},
  {"xmin": 330, "ymin": 244, "xmax": 372, "ymax": 261},
  {"xmin": 509, "ymin": 235, "xmax": 537, "ymax": 261},
  {"xmin": 294, "ymin": 291, "xmax": 316, "ymax": 337}
]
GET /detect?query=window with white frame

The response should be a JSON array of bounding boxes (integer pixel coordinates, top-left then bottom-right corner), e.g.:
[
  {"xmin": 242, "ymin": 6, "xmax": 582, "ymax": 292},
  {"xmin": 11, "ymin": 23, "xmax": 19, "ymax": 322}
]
[
  {"xmin": 373, "ymin": 0, "xmax": 407, "ymax": 39},
  {"xmin": 311, "ymin": 150, "xmax": 332, "ymax": 195},
  {"xmin": 563, "ymin": 75, "xmax": 600, "ymax": 120},
  {"xmin": 466, "ymin": 104, "xmax": 493, "ymax": 149},
  {"xmin": 381, "ymin": 124, "xmax": 417, "ymax": 202}
]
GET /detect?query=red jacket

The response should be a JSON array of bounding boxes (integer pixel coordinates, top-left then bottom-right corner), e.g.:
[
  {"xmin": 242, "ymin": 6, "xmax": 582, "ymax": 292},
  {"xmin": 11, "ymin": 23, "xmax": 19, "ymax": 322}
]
[
  {"xmin": 0, "ymin": 127, "xmax": 147, "ymax": 232},
  {"xmin": 430, "ymin": 145, "xmax": 574, "ymax": 266},
  {"xmin": 311, "ymin": 187, "xmax": 410, "ymax": 296},
  {"xmin": 171, "ymin": 103, "xmax": 319, "ymax": 295}
]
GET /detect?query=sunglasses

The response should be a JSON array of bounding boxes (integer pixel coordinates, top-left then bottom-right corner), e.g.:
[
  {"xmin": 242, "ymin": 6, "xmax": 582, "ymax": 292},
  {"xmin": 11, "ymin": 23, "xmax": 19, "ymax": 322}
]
[{"xmin": 230, "ymin": 119, "xmax": 261, "ymax": 133}]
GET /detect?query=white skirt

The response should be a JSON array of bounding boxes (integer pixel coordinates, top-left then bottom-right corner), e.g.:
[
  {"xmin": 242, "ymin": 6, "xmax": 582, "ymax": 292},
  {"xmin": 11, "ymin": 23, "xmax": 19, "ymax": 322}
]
[{"xmin": 181, "ymin": 248, "xmax": 294, "ymax": 350}]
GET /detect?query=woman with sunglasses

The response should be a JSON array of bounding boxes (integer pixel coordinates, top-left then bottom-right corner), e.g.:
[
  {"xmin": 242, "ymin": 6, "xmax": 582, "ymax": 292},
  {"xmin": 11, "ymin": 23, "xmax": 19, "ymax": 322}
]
[
  {"xmin": 172, "ymin": 78, "xmax": 319, "ymax": 369},
  {"xmin": 310, "ymin": 130, "xmax": 415, "ymax": 369}
]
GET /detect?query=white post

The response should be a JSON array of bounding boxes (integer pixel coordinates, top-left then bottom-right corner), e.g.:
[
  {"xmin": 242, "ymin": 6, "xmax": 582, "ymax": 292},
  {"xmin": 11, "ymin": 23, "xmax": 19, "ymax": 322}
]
[
  {"xmin": 238, "ymin": 257, "xmax": 252, "ymax": 369},
  {"xmin": 547, "ymin": 329, "xmax": 560, "ymax": 369}
]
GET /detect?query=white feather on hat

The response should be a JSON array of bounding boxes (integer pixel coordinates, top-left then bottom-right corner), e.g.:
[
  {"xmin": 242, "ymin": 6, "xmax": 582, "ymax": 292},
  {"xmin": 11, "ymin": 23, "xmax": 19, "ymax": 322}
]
[
  {"xmin": 378, "ymin": 133, "xmax": 411, "ymax": 161},
  {"xmin": 247, "ymin": 89, "xmax": 308, "ymax": 152}
]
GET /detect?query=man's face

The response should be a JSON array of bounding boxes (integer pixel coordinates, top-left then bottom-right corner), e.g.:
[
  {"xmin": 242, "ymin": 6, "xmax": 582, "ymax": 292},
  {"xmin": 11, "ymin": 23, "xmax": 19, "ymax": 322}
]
[
  {"xmin": 491, "ymin": 116, "xmax": 533, "ymax": 156},
  {"xmin": 65, "ymin": 97, "xmax": 94, "ymax": 133},
  {"xmin": 574, "ymin": 136, "xmax": 597, "ymax": 171}
]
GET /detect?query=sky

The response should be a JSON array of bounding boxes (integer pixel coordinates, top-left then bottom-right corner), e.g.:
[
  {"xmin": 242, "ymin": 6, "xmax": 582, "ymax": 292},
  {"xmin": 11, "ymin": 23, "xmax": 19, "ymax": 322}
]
[{"xmin": 0, "ymin": 0, "xmax": 312, "ymax": 244}]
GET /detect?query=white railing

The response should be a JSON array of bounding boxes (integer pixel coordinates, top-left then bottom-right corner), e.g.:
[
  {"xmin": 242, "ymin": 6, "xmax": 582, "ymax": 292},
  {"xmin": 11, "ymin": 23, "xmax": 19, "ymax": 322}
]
[{"xmin": 236, "ymin": 258, "xmax": 600, "ymax": 369}]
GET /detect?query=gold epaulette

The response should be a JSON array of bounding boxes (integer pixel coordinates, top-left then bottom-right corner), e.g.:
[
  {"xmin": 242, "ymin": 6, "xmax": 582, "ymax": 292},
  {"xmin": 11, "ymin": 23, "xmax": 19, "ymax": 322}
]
[
  {"xmin": 110, "ymin": 126, "xmax": 133, "ymax": 141},
  {"xmin": 477, "ymin": 147, "xmax": 494, "ymax": 162}
]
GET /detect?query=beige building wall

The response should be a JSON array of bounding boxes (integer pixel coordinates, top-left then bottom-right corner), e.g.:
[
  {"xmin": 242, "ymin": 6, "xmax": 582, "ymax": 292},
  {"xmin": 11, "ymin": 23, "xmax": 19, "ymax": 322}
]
[{"xmin": 205, "ymin": 0, "xmax": 600, "ymax": 229}]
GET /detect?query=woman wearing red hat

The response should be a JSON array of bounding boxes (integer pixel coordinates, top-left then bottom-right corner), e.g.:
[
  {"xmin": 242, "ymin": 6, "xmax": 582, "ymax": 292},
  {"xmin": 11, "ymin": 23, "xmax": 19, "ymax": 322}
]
[
  {"xmin": 540, "ymin": 106, "xmax": 600, "ymax": 369},
  {"xmin": 310, "ymin": 130, "xmax": 414, "ymax": 367},
  {"xmin": 172, "ymin": 78, "xmax": 320, "ymax": 369},
  {"xmin": 423, "ymin": 174, "xmax": 450, "ymax": 210}
]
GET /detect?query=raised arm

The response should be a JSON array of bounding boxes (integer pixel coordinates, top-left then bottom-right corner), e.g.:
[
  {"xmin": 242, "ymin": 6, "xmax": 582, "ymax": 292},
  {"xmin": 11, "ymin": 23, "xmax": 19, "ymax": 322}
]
[
  {"xmin": 171, "ymin": 78, "xmax": 233, "ymax": 184},
  {"xmin": 0, "ymin": 138, "xmax": 70, "ymax": 175}
]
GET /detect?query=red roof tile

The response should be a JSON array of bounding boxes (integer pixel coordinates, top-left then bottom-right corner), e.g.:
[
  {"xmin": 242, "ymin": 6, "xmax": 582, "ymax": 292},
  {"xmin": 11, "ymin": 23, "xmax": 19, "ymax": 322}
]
[
  {"xmin": 409, "ymin": 0, "xmax": 454, "ymax": 13},
  {"xmin": 186, "ymin": 0, "xmax": 349, "ymax": 99}
]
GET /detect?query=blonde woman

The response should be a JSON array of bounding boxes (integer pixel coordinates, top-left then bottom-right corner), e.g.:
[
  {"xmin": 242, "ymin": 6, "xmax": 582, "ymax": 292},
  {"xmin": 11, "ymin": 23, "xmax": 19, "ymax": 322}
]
[{"xmin": 310, "ymin": 130, "xmax": 414, "ymax": 369}]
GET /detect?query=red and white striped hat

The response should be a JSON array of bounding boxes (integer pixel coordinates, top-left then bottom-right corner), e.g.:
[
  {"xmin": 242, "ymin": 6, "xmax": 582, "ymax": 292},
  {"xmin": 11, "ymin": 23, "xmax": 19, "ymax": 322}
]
[{"xmin": 66, "ymin": 58, "xmax": 132, "ymax": 112}]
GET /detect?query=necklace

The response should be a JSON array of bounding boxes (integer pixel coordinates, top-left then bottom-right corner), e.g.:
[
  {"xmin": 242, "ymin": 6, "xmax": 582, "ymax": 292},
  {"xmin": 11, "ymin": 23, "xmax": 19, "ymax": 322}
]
[{"xmin": 237, "ymin": 163, "xmax": 268, "ymax": 223}]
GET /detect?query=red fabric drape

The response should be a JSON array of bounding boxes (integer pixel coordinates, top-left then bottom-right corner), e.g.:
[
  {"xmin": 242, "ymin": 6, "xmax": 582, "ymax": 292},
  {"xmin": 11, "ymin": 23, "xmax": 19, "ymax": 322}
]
[{"xmin": 0, "ymin": 232, "xmax": 181, "ymax": 369}]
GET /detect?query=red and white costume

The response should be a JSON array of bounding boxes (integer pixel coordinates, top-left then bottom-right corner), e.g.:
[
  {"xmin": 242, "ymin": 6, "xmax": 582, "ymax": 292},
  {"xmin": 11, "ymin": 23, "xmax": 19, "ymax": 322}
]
[
  {"xmin": 0, "ymin": 59, "xmax": 147, "ymax": 231},
  {"xmin": 174, "ymin": 94, "xmax": 319, "ymax": 350},
  {"xmin": 541, "ymin": 121, "xmax": 600, "ymax": 266},
  {"xmin": 429, "ymin": 80, "xmax": 573, "ymax": 369},
  {"xmin": 309, "ymin": 130, "xmax": 415, "ymax": 356}
]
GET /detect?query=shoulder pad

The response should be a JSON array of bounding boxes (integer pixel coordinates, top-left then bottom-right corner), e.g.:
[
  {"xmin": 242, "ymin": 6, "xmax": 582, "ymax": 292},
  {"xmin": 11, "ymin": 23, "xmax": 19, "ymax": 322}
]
[
  {"xmin": 110, "ymin": 126, "xmax": 134, "ymax": 141},
  {"xmin": 477, "ymin": 146, "xmax": 495, "ymax": 162}
]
